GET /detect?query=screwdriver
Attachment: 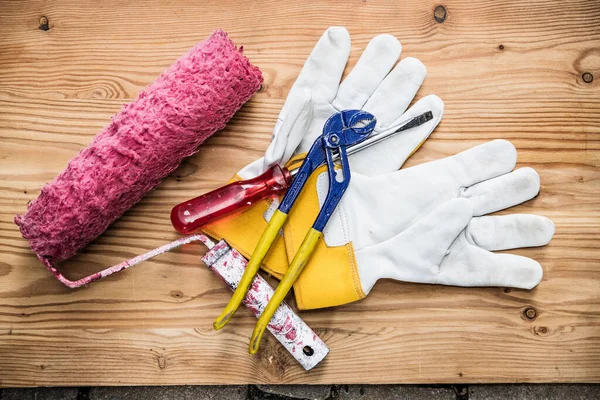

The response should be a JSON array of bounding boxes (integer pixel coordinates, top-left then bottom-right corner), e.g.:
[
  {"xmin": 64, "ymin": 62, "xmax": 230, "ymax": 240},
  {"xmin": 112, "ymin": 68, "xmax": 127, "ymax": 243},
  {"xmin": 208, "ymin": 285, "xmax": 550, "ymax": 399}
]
[{"xmin": 171, "ymin": 111, "xmax": 433, "ymax": 234}]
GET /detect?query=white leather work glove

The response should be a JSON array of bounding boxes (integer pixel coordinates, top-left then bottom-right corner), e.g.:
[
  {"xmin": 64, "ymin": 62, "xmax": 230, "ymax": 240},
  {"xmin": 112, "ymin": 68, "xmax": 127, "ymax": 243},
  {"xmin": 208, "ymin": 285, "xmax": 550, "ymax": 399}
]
[
  {"xmin": 283, "ymin": 139, "xmax": 555, "ymax": 310},
  {"xmin": 238, "ymin": 26, "xmax": 443, "ymax": 179},
  {"xmin": 202, "ymin": 26, "xmax": 443, "ymax": 278}
]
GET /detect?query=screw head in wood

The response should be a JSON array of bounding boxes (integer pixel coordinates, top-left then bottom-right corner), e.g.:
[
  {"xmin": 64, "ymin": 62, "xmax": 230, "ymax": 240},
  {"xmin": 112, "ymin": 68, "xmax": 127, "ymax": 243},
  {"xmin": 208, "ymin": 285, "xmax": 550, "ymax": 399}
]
[{"xmin": 582, "ymin": 72, "xmax": 593, "ymax": 83}]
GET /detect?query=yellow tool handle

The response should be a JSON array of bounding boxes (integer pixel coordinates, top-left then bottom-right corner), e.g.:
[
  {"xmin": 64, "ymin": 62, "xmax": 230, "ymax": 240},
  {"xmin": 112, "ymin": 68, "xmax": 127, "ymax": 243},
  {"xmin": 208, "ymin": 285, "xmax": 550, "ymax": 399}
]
[
  {"xmin": 249, "ymin": 227, "xmax": 322, "ymax": 354},
  {"xmin": 213, "ymin": 209, "xmax": 288, "ymax": 330}
]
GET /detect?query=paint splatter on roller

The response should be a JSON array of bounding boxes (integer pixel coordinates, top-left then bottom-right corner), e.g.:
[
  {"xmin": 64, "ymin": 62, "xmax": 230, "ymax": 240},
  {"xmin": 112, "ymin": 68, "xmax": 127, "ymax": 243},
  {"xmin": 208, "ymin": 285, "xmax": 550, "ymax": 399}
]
[{"xmin": 15, "ymin": 30, "xmax": 263, "ymax": 275}]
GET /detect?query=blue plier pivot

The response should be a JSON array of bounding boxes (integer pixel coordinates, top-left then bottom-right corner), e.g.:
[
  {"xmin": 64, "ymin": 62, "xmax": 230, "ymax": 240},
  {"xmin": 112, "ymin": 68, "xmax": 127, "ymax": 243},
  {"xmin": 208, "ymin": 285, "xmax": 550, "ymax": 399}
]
[{"xmin": 213, "ymin": 109, "xmax": 377, "ymax": 353}]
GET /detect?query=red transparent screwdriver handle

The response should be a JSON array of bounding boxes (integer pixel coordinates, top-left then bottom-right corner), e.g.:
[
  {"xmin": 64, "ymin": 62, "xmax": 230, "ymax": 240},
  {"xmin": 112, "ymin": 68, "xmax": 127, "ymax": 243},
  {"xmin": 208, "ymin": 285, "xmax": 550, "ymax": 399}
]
[{"xmin": 171, "ymin": 165, "xmax": 293, "ymax": 234}]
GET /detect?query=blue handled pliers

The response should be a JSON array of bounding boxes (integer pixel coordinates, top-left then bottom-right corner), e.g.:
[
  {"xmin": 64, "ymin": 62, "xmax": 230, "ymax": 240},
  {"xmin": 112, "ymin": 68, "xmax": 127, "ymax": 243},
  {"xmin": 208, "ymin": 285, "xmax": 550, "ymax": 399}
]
[{"xmin": 213, "ymin": 109, "xmax": 377, "ymax": 354}]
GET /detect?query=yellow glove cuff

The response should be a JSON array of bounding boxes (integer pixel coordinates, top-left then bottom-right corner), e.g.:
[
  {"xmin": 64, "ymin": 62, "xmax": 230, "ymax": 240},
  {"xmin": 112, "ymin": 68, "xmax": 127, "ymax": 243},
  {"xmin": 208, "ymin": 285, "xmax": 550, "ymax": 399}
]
[{"xmin": 284, "ymin": 165, "xmax": 366, "ymax": 310}]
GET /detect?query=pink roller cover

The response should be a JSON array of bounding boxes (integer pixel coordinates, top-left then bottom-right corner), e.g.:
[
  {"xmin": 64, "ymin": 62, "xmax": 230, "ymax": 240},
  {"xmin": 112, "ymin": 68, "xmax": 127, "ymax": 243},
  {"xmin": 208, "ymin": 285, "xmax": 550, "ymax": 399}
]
[{"xmin": 15, "ymin": 30, "xmax": 263, "ymax": 268}]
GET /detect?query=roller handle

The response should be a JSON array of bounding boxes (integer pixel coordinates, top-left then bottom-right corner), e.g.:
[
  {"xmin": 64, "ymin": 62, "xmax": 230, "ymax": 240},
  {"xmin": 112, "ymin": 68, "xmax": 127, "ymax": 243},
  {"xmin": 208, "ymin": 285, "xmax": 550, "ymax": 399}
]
[{"xmin": 170, "ymin": 165, "xmax": 292, "ymax": 234}]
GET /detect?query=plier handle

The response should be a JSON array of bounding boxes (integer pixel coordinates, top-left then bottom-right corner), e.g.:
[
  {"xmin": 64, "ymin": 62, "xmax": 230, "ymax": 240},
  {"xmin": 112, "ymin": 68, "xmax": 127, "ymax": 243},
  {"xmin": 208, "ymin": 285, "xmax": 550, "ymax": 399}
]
[{"xmin": 213, "ymin": 109, "xmax": 377, "ymax": 353}]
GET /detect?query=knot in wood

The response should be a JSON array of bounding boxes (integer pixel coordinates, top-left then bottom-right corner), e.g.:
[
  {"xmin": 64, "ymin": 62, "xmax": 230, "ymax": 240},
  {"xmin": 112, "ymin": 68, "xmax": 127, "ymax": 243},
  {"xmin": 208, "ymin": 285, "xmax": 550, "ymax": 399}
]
[
  {"xmin": 434, "ymin": 5, "xmax": 447, "ymax": 23},
  {"xmin": 524, "ymin": 307, "xmax": 537, "ymax": 320},
  {"xmin": 39, "ymin": 16, "xmax": 49, "ymax": 31}
]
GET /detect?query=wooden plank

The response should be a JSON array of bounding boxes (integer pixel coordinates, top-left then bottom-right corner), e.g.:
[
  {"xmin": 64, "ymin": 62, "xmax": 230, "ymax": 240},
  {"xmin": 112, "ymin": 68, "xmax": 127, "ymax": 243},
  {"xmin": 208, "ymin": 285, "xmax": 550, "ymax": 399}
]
[{"xmin": 0, "ymin": 0, "xmax": 599, "ymax": 385}]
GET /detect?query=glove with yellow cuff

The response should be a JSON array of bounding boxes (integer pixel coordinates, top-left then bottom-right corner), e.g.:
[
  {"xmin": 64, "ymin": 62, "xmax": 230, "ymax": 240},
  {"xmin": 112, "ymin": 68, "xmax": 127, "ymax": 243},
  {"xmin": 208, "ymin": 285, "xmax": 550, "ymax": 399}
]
[
  {"xmin": 202, "ymin": 26, "xmax": 444, "ymax": 277},
  {"xmin": 284, "ymin": 139, "xmax": 555, "ymax": 310}
]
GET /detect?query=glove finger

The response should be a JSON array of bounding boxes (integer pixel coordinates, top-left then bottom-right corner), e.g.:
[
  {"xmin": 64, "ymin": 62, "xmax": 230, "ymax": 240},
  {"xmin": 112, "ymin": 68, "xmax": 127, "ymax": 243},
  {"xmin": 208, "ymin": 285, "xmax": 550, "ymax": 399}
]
[
  {"xmin": 291, "ymin": 26, "xmax": 351, "ymax": 103},
  {"xmin": 356, "ymin": 198, "xmax": 473, "ymax": 293},
  {"xmin": 262, "ymin": 89, "xmax": 312, "ymax": 171},
  {"xmin": 349, "ymin": 95, "xmax": 444, "ymax": 176},
  {"xmin": 443, "ymin": 139, "xmax": 518, "ymax": 188},
  {"xmin": 332, "ymin": 34, "xmax": 402, "ymax": 110},
  {"xmin": 460, "ymin": 167, "xmax": 540, "ymax": 215},
  {"xmin": 465, "ymin": 214, "xmax": 555, "ymax": 251},
  {"xmin": 363, "ymin": 57, "xmax": 427, "ymax": 131},
  {"xmin": 438, "ymin": 243, "xmax": 543, "ymax": 289}
]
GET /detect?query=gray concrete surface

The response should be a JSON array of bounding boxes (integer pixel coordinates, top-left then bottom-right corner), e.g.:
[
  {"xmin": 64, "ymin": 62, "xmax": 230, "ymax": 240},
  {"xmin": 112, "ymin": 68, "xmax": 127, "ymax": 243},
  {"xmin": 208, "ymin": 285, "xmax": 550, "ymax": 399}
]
[
  {"xmin": 1, "ymin": 387, "xmax": 78, "ymax": 400},
  {"xmin": 1, "ymin": 384, "xmax": 599, "ymax": 400},
  {"xmin": 255, "ymin": 384, "xmax": 460, "ymax": 399},
  {"xmin": 89, "ymin": 386, "xmax": 248, "ymax": 400},
  {"xmin": 469, "ymin": 384, "xmax": 600, "ymax": 400}
]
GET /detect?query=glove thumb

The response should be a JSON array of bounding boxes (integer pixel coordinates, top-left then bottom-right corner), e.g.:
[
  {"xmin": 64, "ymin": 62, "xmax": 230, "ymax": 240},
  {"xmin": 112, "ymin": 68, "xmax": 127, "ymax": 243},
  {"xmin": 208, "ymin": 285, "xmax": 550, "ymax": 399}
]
[
  {"xmin": 237, "ymin": 89, "xmax": 312, "ymax": 180},
  {"xmin": 262, "ymin": 88, "xmax": 312, "ymax": 172}
]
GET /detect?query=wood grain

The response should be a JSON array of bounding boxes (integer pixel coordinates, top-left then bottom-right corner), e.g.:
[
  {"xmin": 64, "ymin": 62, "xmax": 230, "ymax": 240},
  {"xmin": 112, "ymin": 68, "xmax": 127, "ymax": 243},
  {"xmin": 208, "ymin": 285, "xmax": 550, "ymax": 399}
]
[{"xmin": 0, "ymin": 0, "xmax": 599, "ymax": 385}]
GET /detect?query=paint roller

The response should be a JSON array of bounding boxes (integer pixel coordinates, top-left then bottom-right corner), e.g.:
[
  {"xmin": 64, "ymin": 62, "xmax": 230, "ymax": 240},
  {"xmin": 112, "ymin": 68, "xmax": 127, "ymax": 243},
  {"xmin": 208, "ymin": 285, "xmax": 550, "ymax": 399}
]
[
  {"xmin": 14, "ymin": 30, "xmax": 263, "ymax": 285},
  {"xmin": 12, "ymin": 31, "xmax": 332, "ymax": 369}
]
